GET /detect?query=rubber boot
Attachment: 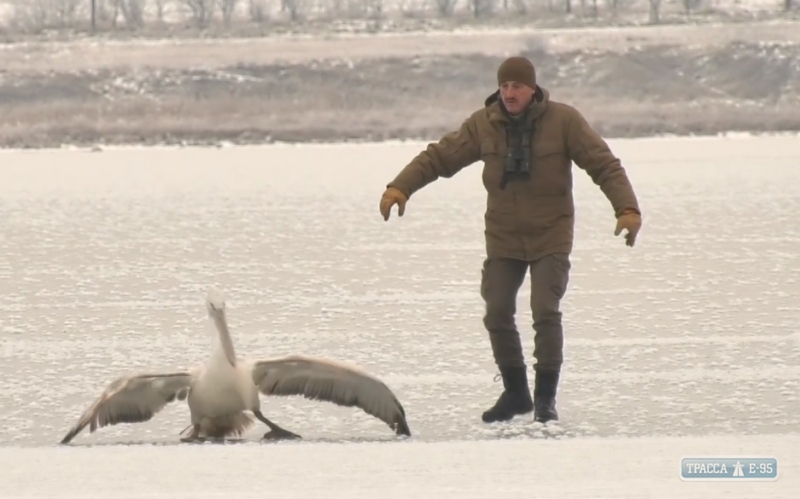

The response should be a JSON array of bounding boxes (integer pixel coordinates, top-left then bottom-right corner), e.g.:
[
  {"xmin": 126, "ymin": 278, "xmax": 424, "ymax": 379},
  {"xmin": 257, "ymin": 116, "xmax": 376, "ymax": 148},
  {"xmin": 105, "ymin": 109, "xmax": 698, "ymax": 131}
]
[
  {"xmin": 481, "ymin": 366, "xmax": 534, "ymax": 423},
  {"xmin": 533, "ymin": 368, "xmax": 559, "ymax": 423}
]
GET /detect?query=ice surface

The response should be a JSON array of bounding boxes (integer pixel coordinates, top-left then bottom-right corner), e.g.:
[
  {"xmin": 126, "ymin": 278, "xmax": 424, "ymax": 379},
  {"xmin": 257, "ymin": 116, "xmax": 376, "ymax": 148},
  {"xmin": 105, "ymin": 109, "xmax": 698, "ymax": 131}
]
[
  {"xmin": 1, "ymin": 434, "xmax": 798, "ymax": 498},
  {"xmin": 0, "ymin": 134, "xmax": 798, "ymax": 497}
]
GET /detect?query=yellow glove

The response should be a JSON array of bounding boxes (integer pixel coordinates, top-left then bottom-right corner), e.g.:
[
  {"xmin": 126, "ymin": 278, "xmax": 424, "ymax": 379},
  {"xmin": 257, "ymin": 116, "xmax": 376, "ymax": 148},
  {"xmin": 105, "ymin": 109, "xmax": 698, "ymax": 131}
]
[
  {"xmin": 379, "ymin": 187, "xmax": 408, "ymax": 221},
  {"xmin": 614, "ymin": 209, "xmax": 642, "ymax": 247}
]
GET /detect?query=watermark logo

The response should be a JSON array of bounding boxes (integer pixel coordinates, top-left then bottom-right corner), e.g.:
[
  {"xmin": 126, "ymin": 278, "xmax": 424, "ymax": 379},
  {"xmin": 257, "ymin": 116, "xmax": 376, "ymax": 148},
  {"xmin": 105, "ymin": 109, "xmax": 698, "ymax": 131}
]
[{"xmin": 681, "ymin": 457, "xmax": 778, "ymax": 481}]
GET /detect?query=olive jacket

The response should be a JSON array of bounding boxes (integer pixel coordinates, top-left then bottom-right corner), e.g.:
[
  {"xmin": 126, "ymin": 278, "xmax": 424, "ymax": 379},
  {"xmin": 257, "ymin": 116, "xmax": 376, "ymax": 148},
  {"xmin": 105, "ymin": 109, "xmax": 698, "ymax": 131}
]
[{"xmin": 386, "ymin": 87, "xmax": 641, "ymax": 261}]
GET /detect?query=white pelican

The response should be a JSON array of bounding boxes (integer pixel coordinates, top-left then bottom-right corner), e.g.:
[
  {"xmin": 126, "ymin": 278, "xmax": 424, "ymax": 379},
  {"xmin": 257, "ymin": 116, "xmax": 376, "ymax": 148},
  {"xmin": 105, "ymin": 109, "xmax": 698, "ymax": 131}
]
[{"xmin": 60, "ymin": 288, "xmax": 411, "ymax": 444}]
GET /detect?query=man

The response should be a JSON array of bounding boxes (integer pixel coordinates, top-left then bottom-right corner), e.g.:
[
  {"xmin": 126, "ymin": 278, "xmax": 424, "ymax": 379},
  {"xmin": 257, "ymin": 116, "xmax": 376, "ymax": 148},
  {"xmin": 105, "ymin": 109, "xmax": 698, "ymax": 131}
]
[{"xmin": 379, "ymin": 56, "xmax": 642, "ymax": 424}]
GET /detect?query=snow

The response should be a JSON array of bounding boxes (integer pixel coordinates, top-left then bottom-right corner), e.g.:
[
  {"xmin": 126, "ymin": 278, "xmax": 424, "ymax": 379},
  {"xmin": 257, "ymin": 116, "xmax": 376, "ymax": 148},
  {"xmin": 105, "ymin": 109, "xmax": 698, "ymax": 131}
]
[
  {"xmin": 1, "ymin": 435, "xmax": 798, "ymax": 497},
  {"xmin": 0, "ymin": 134, "xmax": 799, "ymax": 497}
]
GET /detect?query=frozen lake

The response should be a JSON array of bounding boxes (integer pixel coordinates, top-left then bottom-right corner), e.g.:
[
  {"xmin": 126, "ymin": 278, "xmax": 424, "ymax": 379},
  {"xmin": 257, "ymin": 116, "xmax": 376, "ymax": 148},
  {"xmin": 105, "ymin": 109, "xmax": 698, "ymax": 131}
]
[{"xmin": 0, "ymin": 134, "xmax": 798, "ymax": 497}]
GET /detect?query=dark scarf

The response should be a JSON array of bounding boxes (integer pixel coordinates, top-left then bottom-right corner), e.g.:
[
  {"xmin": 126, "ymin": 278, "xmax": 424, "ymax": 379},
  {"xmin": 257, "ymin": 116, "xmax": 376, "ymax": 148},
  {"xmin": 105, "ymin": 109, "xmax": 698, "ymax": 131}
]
[{"xmin": 500, "ymin": 103, "xmax": 534, "ymax": 189}]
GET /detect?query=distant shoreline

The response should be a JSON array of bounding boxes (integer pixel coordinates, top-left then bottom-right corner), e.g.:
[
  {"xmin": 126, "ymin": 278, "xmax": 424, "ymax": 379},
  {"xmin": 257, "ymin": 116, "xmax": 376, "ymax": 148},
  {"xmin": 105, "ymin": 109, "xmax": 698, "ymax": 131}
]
[
  {"xmin": 3, "ymin": 97, "xmax": 797, "ymax": 150},
  {"xmin": 2, "ymin": 19, "xmax": 799, "ymax": 151},
  {"xmin": 2, "ymin": 130, "xmax": 798, "ymax": 153}
]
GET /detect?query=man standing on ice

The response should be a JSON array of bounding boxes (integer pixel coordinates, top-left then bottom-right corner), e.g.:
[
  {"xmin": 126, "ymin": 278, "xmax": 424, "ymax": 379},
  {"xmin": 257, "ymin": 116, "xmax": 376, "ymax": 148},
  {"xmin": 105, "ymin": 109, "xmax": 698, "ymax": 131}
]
[{"xmin": 378, "ymin": 56, "xmax": 642, "ymax": 424}]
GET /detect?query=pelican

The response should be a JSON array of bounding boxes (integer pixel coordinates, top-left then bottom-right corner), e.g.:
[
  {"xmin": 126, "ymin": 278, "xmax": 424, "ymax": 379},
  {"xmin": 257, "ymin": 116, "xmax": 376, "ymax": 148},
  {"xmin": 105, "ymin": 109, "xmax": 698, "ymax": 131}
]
[{"xmin": 60, "ymin": 288, "xmax": 411, "ymax": 444}]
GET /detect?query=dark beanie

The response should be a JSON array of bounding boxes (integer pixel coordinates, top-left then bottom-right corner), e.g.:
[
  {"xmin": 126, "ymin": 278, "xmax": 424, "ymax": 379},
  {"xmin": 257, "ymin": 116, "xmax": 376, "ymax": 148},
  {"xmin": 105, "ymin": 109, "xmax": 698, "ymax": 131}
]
[{"xmin": 497, "ymin": 56, "xmax": 536, "ymax": 89}]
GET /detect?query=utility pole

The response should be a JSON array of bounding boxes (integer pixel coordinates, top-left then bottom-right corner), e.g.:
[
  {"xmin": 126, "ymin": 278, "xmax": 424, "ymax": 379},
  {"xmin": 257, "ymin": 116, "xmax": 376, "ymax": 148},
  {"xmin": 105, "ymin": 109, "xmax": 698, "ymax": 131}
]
[{"xmin": 91, "ymin": 0, "xmax": 96, "ymax": 33}]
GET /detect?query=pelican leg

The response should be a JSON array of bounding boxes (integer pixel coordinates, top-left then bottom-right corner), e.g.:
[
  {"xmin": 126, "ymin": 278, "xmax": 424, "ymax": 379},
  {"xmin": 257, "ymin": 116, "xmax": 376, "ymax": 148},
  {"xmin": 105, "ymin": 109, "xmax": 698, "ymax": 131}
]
[
  {"xmin": 179, "ymin": 423, "xmax": 202, "ymax": 443},
  {"xmin": 253, "ymin": 410, "xmax": 302, "ymax": 441}
]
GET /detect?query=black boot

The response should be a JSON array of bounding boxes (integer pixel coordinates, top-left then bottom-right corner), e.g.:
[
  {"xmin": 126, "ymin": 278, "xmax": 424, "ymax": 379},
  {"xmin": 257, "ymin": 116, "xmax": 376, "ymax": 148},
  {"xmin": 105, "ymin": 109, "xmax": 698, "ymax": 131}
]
[
  {"xmin": 481, "ymin": 366, "xmax": 534, "ymax": 423},
  {"xmin": 533, "ymin": 368, "xmax": 559, "ymax": 423}
]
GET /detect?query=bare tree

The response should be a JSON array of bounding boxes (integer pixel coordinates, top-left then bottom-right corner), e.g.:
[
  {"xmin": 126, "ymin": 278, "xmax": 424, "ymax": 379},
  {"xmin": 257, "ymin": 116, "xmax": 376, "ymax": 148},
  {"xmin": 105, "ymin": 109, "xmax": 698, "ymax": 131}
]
[
  {"xmin": 217, "ymin": 0, "xmax": 240, "ymax": 24},
  {"xmin": 346, "ymin": 0, "xmax": 385, "ymax": 18},
  {"xmin": 392, "ymin": 0, "xmax": 423, "ymax": 17},
  {"xmin": 118, "ymin": 0, "xmax": 147, "ymax": 27},
  {"xmin": 10, "ymin": 0, "xmax": 48, "ymax": 32},
  {"xmin": 248, "ymin": 0, "xmax": 268, "ymax": 21},
  {"xmin": 511, "ymin": 0, "xmax": 527, "ymax": 14},
  {"xmin": 648, "ymin": 0, "xmax": 661, "ymax": 24},
  {"xmin": 13, "ymin": 0, "xmax": 82, "ymax": 30},
  {"xmin": 368, "ymin": 0, "xmax": 385, "ymax": 18},
  {"xmin": 469, "ymin": 0, "xmax": 496, "ymax": 18},
  {"xmin": 510, "ymin": 0, "xmax": 529, "ymax": 14},
  {"xmin": 54, "ymin": 0, "xmax": 82, "ymax": 26},
  {"xmin": 432, "ymin": 0, "xmax": 457, "ymax": 17},
  {"xmin": 283, "ymin": 0, "xmax": 309, "ymax": 21},
  {"xmin": 681, "ymin": 0, "xmax": 702, "ymax": 16},
  {"xmin": 154, "ymin": 0, "xmax": 170, "ymax": 22},
  {"xmin": 182, "ymin": 0, "xmax": 216, "ymax": 26},
  {"xmin": 94, "ymin": 0, "xmax": 116, "ymax": 25}
]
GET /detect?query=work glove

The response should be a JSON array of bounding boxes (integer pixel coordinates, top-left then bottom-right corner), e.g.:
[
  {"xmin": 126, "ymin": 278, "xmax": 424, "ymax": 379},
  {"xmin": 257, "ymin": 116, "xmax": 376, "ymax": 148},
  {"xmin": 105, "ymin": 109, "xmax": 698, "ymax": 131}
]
[
  {"xmin": 614, "ymin": 210, "xmax": 642, "ymax": 247},
  {"xmin": 379, "ymin": 187, "xmax": 408, "ymax": 221}
]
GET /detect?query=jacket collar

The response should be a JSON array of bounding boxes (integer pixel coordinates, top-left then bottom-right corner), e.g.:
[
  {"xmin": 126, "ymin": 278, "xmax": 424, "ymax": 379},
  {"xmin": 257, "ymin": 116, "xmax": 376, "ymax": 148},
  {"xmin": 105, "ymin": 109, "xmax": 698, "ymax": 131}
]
[{"xmin": 485, "ymin": 86, "xmax": 549, "ymax": 125}]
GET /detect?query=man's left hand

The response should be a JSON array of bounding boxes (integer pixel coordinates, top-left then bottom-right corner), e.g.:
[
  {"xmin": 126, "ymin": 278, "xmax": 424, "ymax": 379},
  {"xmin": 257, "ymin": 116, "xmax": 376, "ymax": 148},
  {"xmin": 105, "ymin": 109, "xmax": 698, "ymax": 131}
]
[{"xmin": 614, "ymin": 210, "xmax": 642, "ymax": 247}]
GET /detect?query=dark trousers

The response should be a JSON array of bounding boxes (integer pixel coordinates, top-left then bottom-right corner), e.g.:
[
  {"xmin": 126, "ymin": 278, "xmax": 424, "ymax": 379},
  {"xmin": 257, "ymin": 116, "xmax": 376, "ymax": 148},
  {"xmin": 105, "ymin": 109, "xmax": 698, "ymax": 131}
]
[{"xmin": 480, "ymin": 253, "xmax": 571, "ymax": 371}]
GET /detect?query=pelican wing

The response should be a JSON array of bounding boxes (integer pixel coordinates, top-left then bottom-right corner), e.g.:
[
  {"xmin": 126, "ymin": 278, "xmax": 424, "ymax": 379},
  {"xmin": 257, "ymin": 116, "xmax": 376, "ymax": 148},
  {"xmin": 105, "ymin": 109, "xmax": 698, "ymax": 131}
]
[
  {"xmin": 250, "ymin": 354, "xmax": 411, "ymax": 436},
  {"xmin": 60, "ymin": 371, "xmax": 194, "ymax": 444}
]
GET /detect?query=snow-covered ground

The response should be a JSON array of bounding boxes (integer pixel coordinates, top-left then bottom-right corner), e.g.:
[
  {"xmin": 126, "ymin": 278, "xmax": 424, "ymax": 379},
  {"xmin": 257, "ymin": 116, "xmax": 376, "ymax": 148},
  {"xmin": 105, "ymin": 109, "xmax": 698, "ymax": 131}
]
[
  {"xmin": 2, "ymin": 434, "xmax": 798, "ymax": 497},
  {"xmin": 0, "ymin": 134, "xmax": 798, "ymax": 496}
]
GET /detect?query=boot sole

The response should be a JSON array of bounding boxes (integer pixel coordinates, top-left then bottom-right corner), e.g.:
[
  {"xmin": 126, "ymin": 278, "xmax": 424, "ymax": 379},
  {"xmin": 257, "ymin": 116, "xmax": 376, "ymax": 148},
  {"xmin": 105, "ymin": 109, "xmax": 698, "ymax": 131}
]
[{"xmin": 482, "ymin": 407, "xmax": 534, "ymax": 423}]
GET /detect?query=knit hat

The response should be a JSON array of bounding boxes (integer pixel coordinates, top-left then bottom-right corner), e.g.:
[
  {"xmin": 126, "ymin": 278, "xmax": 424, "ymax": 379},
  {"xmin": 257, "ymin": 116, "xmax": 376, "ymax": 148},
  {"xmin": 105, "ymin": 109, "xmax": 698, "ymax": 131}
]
[{"xmin": 496, "ymin": 56, "xmax": 536, "ymax": 89}]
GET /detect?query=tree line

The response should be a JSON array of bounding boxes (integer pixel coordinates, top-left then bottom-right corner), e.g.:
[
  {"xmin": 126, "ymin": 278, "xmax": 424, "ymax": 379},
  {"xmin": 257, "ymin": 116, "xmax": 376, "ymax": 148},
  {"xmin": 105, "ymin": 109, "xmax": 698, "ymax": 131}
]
[{"xmin": 2, "ymin": 0, "xmax": 796, "ymax": 34}]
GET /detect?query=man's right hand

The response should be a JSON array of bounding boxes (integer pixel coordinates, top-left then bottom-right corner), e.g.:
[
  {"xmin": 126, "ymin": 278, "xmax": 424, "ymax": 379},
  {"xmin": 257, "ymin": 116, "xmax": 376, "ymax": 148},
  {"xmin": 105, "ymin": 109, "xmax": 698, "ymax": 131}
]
[
  {"xmin": 379, "ymin": 187, "xmax": 408, "ymax": 221},
  {"xmin": 614, "ymin": 209, "xmax": 642, "ymax": 247}
]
